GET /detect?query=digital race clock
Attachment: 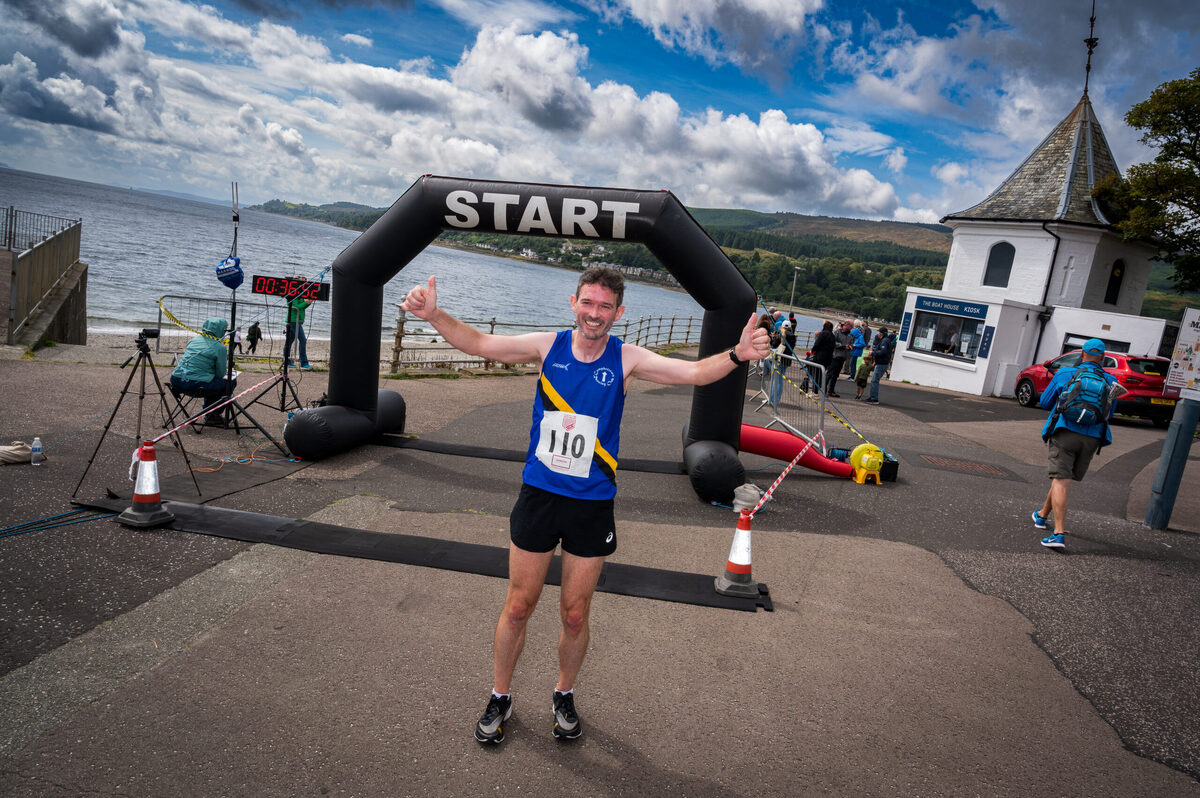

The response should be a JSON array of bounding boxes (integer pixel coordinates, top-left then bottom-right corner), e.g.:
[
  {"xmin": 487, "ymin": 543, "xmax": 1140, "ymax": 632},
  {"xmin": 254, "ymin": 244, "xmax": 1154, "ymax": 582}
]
[{"xmin": 250, "ymin": 274, "xmax": 331, "ymax": 302}]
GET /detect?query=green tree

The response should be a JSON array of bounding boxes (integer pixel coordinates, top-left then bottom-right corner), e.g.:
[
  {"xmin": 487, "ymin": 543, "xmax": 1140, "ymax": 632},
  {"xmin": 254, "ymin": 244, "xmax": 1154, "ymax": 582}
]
[{"xmin": 1095, "ymin": 66, "xmax": 1200, "ymax": 292}]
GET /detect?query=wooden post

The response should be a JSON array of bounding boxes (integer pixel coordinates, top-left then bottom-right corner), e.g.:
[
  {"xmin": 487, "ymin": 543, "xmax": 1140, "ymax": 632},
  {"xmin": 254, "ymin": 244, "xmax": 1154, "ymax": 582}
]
[
  {"xmin": 390, "ymin": 306, "xmax": 406, "ymax": 374},
  {"xmin": 484, "ymin": 317, "xmax": 496, "ymax": 370}
]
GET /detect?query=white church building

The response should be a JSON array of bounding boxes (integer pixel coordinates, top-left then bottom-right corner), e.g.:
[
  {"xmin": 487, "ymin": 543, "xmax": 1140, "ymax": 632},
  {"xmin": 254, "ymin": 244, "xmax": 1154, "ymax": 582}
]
[{"xmin": 888, "ymin": 90, "xmax": 1168, "ymax": 398}]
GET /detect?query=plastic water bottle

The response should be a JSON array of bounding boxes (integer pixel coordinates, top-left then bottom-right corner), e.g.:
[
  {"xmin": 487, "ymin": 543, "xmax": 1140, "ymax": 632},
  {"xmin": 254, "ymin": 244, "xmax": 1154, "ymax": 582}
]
[{"xmin": 31, "ymin": 437, "xmax": 43, "ymax": 466}]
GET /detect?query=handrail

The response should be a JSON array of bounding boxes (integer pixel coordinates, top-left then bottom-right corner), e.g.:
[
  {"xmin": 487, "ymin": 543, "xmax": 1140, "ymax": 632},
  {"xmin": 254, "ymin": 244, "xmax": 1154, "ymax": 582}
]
[
  {"xmin": 388, "ymin": 307, "xmax": 705, "ymax": 372},
  {"xmin": 2, "ymin": 207, "xmax": 80, "ymax": 252}
]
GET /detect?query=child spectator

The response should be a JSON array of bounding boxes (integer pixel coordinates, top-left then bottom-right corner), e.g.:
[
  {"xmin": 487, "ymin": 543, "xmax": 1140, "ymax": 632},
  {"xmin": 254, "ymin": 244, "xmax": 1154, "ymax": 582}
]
[{"xmin": 854, "ymin": 351, "xmax": 874, "ymax": 400}]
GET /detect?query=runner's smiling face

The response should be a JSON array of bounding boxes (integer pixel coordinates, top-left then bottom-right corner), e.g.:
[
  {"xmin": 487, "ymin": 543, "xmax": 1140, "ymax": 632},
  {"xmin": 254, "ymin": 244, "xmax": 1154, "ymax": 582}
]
[{"xmin": 570, "ymin": 283, "xmax": 625, "ymax": 341}]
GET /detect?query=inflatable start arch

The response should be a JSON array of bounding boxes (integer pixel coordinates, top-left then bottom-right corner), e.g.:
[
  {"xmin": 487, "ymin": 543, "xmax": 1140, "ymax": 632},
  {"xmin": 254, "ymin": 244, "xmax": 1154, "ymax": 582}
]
[{"xmin": 284, "ymin": 175, "xmax": 757, "ymax": 502}]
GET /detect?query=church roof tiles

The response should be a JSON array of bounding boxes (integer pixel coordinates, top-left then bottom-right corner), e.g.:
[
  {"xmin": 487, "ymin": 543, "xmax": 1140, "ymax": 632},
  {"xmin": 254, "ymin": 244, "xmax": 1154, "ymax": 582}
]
[{"xmin": 943, "ymin": 94, "xmax": 1120, "ymax": 227}]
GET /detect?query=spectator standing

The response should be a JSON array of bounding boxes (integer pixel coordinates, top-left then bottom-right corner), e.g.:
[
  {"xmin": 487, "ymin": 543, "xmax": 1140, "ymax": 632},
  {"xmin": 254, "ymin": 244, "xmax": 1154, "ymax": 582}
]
[
  {"xmin": 853, "ymin": 351, "xmax": 874, "ymax": 400},
  {"xmin": 246, "ymin": 321, "xmax": 262, "ymax": 354},
  {"xmin": 827, "ymin": 319, "xmax": 854, "ymax": 397},
  {"xmin": 1031, "ymin": 339, "xmax": 1125, "ymax": 550},
  {"xmin": 284, "ymin": 294, "xmax": 312, "ymax": 370},
  {"xmin": 232, "ymin": 327, "xmax": 243, "ymax": 354},
  {"xmin": 810, "ymin": 320, "xmax": 835, "ymax": 395},
  {"xmin": 865, "ymin": 327, "xmax": 893, "ymax": 404},
  {"xmin": 769, "ymin": 320, "xmax": 797, "ymax": 408},
  {"xmin": 848, "ymin": 321, "xmax": 866, "ymax": 378}
]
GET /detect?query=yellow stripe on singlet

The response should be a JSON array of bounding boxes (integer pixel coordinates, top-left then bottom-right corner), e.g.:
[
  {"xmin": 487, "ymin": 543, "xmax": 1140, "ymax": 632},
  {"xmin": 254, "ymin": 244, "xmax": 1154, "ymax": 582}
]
[{"xmin": 538, "ymin": 373, "xmax": 619, "ymax": 478}]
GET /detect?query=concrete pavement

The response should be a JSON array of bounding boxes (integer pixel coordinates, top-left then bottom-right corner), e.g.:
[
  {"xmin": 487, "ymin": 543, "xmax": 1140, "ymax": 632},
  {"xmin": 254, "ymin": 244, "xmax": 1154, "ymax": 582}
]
[{"xmin": 0, "ymin": 351, "xmax": 1197, "ymax": 795}]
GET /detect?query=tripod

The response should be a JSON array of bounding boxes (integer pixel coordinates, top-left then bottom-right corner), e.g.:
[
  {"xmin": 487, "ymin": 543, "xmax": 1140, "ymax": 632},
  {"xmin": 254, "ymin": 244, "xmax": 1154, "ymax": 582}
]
[
  {"xmin": 201, "ymin": 182, "xmax": 290, "ymax": 458},
  {"xmin": 72, "ymin": 331, "xmax": 202, "ymax": 500},
  {"xmin": 245, "ymin": 359, "xmax": 304, "ymax": 414},
  {"xmin": 190, "ymin": 364, "xmax": 291, "ymax": 458}
]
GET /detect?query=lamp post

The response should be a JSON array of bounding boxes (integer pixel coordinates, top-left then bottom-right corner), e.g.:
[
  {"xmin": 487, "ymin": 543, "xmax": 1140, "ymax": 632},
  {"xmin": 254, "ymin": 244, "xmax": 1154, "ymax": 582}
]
[{"xmin": 788, "ymin": 266, "xmax": 801, "ymax": 310}]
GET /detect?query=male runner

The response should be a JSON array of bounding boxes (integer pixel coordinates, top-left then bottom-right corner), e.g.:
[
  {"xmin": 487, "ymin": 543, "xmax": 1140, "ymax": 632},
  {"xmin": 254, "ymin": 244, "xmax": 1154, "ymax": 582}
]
[{"xmin": 401, "ymin": 265, "xmax": 769, "ymax": 744}]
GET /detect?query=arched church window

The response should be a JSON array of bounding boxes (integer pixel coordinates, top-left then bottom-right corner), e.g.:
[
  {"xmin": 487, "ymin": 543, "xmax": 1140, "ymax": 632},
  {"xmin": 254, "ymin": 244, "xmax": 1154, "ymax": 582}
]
[
  {"xmin": 1104, "ymin": 259, "xmax": 1124, "ymax": 305},
  {"xmin": 983, "ymin": 242, "xmax": 1015, "ymax": 288}
]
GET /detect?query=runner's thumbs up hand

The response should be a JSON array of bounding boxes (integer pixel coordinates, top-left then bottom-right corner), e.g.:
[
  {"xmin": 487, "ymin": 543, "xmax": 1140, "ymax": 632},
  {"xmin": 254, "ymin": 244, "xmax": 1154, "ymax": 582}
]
[
  {"xmin": 401, "ymin": 275, "xmax": 438, "ymax": 320},
  {"xmin": 738, "ymin": 313, "xmax": 770, "ymax": 361}
]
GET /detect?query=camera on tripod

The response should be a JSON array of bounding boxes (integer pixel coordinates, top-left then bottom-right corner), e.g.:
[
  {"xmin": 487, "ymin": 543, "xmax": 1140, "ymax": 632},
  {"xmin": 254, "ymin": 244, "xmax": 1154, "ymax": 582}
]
[{"xmin": 128, "ymin": 327, "xmax": 160, "ymax": 360}]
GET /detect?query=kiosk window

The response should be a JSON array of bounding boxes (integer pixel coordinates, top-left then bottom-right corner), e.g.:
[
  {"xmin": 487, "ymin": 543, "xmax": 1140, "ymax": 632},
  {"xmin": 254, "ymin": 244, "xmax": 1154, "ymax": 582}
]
[{"xmin": 909, "ymin": 311, "xmax": 983, "ymax": 361}]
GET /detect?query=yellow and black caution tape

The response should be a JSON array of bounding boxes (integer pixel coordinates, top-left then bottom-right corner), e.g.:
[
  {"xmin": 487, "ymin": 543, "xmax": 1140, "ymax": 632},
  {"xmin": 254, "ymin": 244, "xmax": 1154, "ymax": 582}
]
[
  {"xmin": 767, "ymin": 358, "xmax": 873, "ymax": 448},
  {"xmin": 157, "ymin": 298, "xmax": 227, "ymax": 344}
]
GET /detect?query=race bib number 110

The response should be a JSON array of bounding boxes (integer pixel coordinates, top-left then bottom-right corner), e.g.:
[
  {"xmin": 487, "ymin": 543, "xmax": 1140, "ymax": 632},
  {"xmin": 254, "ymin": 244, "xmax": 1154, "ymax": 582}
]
[{"xmin": 536, "ymin": 411, "xmax": 599, "ymax": 479}]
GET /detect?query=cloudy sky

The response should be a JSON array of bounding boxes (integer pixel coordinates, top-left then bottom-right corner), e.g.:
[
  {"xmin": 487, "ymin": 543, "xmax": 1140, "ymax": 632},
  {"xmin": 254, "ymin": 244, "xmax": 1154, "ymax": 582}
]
[{"xmin": 0, "ymin": 0, "xmax": 1195, "ymax": 223}]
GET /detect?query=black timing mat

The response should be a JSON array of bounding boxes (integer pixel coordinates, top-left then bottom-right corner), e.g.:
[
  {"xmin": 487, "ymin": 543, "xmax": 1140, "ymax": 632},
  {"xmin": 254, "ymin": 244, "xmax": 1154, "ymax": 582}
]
[
  {"xmin": 375, "ymin": 434, "xmax": 687, "ymax": 475},
  {"xmin": 75, "ymin": 497, "xmax": 771, "ymax": 612},
  {"xmin": 158, "ymin": 457, "xmax": 311, "ymax": 503}
]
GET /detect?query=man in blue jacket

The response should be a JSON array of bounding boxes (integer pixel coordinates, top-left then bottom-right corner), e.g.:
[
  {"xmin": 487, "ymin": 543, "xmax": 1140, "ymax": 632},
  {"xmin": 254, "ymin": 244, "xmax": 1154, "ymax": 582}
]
[
  {"xmin": 865, "ymin": 326, "xmax": 892, "ymax": 403},
  {"xmin": 1031, "ymin": 338, "xmax": 1125, "ymax": 550}
]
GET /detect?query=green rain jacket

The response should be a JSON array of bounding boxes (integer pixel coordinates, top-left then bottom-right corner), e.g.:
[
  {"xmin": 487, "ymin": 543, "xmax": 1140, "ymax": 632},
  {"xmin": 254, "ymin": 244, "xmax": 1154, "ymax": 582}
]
[{"xmin": 173, "ymin": 318, "xmax": 228, "ymax": 382}]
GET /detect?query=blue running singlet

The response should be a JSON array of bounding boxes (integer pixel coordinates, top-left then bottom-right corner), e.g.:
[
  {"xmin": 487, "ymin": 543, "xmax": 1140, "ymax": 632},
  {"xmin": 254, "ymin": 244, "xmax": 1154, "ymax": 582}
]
[{"xmin": 524, "ymin": 330, "xmax": 626, "ymax": 500}]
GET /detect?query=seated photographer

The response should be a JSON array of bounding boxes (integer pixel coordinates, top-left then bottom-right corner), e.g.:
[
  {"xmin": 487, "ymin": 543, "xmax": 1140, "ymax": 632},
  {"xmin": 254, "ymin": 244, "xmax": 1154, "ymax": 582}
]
[{"xmin": 170, "ymin": 317, "xmax": 236, "ymax": 423}]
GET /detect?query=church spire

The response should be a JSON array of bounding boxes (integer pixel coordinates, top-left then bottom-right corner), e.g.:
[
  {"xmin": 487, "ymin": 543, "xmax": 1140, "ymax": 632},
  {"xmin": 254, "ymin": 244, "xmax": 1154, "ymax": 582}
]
[{"xmin": 1083, "ymin": 0, "xmax": 1098, "ymax": 96}]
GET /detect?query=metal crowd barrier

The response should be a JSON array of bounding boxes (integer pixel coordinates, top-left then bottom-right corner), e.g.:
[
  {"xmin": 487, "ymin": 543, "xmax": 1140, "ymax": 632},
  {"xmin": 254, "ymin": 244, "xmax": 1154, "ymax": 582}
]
[{"xmin": 750, "ymin": 353, "xmax": 827, "ymax": 448}]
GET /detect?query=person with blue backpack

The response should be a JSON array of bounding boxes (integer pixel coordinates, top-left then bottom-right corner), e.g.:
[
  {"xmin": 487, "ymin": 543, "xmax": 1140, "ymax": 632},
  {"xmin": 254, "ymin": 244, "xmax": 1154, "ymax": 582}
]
[{"xmin": 1031, "ymin": 338, "xmax": 1127, "ymax": 550}]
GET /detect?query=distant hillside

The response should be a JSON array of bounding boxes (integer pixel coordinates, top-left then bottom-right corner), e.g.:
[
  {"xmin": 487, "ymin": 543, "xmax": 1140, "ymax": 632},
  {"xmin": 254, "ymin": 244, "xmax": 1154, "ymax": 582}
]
[
  {"xmin": 688, "ymin": 207, "xmax": 953, "ymax": 253},
  {"xmin": 251, "ymin": 199, "xmax": 383, "ymax": 230},
  {"xmin": 687, "ymin": 208, "xmax": 781, "ymax": 231},
  {"xmin": 252, "ymin": 199, "xmax": 953, "ymax": 253},
  {"xmin": 771, "ymin": 213, "xmax": 952, "ymax": 253}
]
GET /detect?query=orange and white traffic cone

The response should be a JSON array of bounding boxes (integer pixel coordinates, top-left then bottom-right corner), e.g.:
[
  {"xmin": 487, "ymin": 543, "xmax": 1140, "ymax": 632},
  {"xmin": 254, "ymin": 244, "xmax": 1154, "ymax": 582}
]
[
  {"xmin": 715, "ymin": 509, "xmax": 759, "ymax": 598},
  {"xmin": 117, "ymin": 441, "xmax": 175, "ymax": 528}
]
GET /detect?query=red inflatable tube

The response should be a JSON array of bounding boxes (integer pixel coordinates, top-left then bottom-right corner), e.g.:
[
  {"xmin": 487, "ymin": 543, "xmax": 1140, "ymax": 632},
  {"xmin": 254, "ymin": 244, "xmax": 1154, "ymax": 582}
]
[{"xmin": 739, "ymin": 424, "xmax": 855, "ymax": 479}]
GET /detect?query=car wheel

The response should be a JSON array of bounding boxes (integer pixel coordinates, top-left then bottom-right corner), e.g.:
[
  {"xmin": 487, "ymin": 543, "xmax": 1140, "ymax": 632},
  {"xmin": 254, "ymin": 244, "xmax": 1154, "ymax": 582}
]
[{"xmin": 1016, "ymin": 379, "xmax": 1037, "ymax": 407}]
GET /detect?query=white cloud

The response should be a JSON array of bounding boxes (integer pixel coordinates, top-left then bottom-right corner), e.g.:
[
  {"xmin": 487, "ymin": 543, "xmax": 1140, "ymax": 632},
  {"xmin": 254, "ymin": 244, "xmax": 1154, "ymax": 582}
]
[
  {"xmin": 340, "ymin": 33, "xmax": 372, "ymax": 48},
  {"xmin": 933, "ymin": 161, "xmax": 969, "ymax": 185},
  {"xmin": 452, "ymin": 24, "xmax": 595, "ymax": 131},
  {"xmin": 883, "ymin": 147, "xmax": 906, "ymax": 174},
  {"xmin": 124, "ymin": 0, "xmax": 254, "ymax": 52},
  {"xmin": 434, "ymin": 0, "xmax": 575, "ymax": 29},
  {"xmin": 893, "ymin": 206, "xmax": 939, "ymax": 224},
  {"xmin": 0, "ymin": 1, "xmax": 913, "ymax": 220},
  {"xmin": 587, "ymin": 0, "xmax": 823, "ymax": 79}
]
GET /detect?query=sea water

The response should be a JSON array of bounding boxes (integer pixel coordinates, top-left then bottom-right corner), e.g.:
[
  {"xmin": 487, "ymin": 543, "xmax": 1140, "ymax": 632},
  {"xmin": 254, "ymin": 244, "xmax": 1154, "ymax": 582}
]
[{"xmin": 0, "ymin": 167, "xmax": 822, "ymax": 339}]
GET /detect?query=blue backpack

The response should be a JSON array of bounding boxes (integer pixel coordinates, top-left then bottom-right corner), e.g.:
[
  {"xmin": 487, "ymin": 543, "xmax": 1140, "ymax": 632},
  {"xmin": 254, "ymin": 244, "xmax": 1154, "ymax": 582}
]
[{"xmin": 1055, "ymin": 363, "xmax": 1112, "ymax": 426}]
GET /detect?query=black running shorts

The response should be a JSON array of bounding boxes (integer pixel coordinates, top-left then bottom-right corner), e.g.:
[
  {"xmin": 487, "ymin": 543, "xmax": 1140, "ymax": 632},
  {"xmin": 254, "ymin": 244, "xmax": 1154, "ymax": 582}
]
[{"xmin": 509, "ymin": 483, "xmax": 616, "ymax": 558}]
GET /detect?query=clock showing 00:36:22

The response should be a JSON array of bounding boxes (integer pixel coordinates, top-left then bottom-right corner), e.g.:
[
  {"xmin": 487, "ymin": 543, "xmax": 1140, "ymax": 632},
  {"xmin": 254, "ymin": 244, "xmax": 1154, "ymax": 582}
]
[{"xmin": 250, "ymin": 274, "xmax": 331, "ymax": 302}]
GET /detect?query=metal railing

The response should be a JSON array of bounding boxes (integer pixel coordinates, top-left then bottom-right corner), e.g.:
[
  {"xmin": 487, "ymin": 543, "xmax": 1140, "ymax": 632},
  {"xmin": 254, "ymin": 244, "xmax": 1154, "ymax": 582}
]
[
  {"xmin": 2, "ymin": 207, "xmax": 79, "ymax": 252},
  {"xmin": 388, "ymin": 307, "xmax": 704, "ymax": 372},
  {"xmin": 6, "ymin": 210, "xmax": 83, "ymax": 344}
]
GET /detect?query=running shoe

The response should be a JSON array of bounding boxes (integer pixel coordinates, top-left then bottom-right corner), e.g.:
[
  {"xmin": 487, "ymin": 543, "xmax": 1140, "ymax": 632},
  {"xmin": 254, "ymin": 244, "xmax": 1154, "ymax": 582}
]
[
  {"xmin": 1040, "ymin": 533, "xmax": 1065, "ymax": 549},
  {"xmin": 474, "ymin": 694, "xmax": 512, "ymax": 744},
  {"xmin": 552, "ymin": 691, "xmax": 582, "ymax": 740},
  {"xmin": 1031, "ymin": 510, "xmax": 1048, "ymax": 529}
]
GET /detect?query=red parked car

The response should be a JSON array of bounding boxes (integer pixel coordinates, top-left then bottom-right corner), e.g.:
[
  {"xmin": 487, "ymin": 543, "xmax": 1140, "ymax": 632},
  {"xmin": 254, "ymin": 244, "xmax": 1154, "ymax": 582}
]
[{"xmin": 1014, "ymin": 350, "xmax": 1175, "ymax": 427}]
